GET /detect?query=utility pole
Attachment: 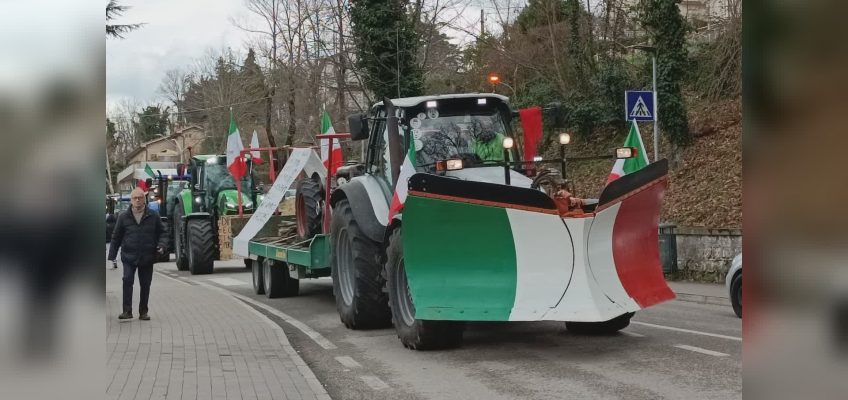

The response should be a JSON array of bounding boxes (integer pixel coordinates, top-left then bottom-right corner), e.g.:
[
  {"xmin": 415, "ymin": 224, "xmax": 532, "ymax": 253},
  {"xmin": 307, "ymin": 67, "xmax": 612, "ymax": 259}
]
[
  {"xmin": 652, "ymin": 54, "xmax": 659, "ymax": 162},
  {"xmin": 480, "ymin": 10, "xmax": 484, "ymax": 36}
]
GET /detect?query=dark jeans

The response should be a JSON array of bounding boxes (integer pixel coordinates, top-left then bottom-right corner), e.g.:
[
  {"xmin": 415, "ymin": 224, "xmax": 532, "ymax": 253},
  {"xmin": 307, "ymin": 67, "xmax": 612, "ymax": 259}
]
[{"xmin": 122, "ymin": 262, "xmax": 153, "ymax": 314}]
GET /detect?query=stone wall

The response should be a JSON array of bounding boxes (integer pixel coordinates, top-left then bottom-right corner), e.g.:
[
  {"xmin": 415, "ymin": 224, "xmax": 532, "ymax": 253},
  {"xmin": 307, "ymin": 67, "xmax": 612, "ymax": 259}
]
[{"xmin": 668, "ymin": 226, "xmax": 742, "ymax": 283}]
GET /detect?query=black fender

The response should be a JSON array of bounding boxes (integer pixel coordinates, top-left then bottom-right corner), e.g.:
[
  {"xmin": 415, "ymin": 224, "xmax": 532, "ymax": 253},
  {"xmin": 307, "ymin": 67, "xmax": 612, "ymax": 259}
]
[
  {"xmin": 185, "ymin": 212, "xmax": 213, "ymax": 221},
  {"xmin": 330, "ymin": 180, "xmax": 386, "ymax": 243}
]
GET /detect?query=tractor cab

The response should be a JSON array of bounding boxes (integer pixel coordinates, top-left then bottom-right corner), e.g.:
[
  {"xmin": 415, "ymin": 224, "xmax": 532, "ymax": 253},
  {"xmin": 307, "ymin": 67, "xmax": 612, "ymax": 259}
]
[{"xmin": 187, "ymin": 155, "xmax": 258, "ymax": 216}]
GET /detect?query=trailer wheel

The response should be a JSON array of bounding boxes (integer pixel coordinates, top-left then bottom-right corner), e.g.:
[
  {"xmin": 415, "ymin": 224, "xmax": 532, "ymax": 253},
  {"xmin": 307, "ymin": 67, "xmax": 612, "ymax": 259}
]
[
  {"xmin": 566, "ymin": 312, "xmax": 634, "ymax": 335},
  {"xmin": 174, "ymin": 206, "xmax": 188, "ymax": 271},
  {"xmin": 295, "ymin": 177, "xmax": 324, "ymax": 240},
  {"xmin": 187, "ymin": 218, "xmax": 215, "ymax": 275},
  {"xmin": 252, "ymin": 257, "xmax": 265, "ymax": 295},
  {"xmin": 331, "ymin": 199, "xmax": 390, "ymax": 329},
  {"xmin": 385, "ymin": 228, "xmax": 464, "ymax": 350},
  {"xmin": 263, "ymin": 258, "xmax": 299, "ymax": 298}
]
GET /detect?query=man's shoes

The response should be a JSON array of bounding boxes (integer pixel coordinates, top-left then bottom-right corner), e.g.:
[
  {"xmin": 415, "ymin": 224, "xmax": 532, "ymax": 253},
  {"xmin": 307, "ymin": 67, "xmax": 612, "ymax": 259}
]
[
  {"xmin": 139, "ymin": 314, "xmax": 150, "ymax": 321},
  {"xmin": 118, "ymin": 312, "xmax": 133, "ymax": 320}
]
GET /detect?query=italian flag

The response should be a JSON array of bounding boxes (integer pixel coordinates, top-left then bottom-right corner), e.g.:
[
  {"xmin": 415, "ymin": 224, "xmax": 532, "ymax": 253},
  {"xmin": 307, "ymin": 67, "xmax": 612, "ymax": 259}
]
[
  {"xmin": 388, "ymin": 138, "xmax": 417, "ymax": 220},
  {"xmin": 144, "ymin": 163, "xmax": 156, "ymax": 178},
  {"xmin": 319, "ymin": 110, "xmax": 343, "ymax": 175},
  {"xmin": 226, "ymin": 111, "xmax": 246, "ymax": 179},
  {"xmin": 249, "ymin": 130, "xmax": 263, "ymax": 165},
  {"xmin": 607, "ymin": 120, "xmax": 649, "ymax": 183}
]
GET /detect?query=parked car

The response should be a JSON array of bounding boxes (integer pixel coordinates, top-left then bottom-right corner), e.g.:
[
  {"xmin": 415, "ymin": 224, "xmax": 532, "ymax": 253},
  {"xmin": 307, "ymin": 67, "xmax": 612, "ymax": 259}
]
[{"xmin": 726, "ymin": 253, "xmax": 742, "ymax": 318}]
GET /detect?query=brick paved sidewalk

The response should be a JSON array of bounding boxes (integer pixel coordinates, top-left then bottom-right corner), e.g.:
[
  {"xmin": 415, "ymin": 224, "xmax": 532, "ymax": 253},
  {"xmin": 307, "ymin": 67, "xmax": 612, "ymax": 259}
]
[{"xmin": 106, "ymin": 265, "xmax": 331, "ymax": 400}]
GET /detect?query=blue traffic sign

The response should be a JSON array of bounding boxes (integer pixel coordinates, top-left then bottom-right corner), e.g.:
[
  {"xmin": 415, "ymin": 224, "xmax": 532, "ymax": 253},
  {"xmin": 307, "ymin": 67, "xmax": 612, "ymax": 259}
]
[{"xmin": 625, "ymin": 91, "xmax": 655, "ymax": 122}]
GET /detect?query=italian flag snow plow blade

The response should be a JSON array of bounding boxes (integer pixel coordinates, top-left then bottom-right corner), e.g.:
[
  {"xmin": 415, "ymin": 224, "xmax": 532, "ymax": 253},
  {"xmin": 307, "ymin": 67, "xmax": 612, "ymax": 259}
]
[{"xmin": 401, "ymin": 160, "xmax": 674, "ymax": 322}]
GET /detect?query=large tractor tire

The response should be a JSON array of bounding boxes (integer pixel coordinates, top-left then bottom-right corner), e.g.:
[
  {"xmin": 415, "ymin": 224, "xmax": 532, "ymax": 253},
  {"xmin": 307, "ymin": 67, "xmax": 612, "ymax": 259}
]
[
  {"xmin": 263, "ymin": 258, "xmax": 299, "ymax": 298},
  {"xmin": 186, "ymin": 218, "xmax": 215, "ymax": 275},
  {"xmin": 173, "ymin": 206, "xmax": 189, "ymax": 271},
  {"xmin": 295, "ymin": 177, "xmax": 324, "ymax": 240},
  {"xmin": 385, "ymin": 228, "xmax": 464, "ymax": 350},
  {"xmin": 252, "ymin": 257, "xmax": 265, "ymax": 295},
  {"xmin": 566, "ymin": 312, "xmax": 634, "ymax": 335},
  {"xmin": 330, "ymin": 199, "xmax": 391, "ymax": 329}
]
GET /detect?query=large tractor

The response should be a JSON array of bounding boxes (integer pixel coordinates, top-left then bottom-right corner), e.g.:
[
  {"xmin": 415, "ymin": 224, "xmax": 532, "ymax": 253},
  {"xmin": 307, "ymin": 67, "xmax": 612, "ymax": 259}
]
[
  {"xmin": 172, "ymin": 155, "xmax": 261, "ymax": 274},
  {"xmin": 247, "ymin": 93, "xmax": 674, "ymax": 349}
]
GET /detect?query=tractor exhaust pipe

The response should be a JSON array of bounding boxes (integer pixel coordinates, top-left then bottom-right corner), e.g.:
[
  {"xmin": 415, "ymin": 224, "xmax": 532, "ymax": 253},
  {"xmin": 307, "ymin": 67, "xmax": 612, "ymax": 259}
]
[{"xmin": 384, "ymin": 97, "xmax": 403, "ymax": 191}]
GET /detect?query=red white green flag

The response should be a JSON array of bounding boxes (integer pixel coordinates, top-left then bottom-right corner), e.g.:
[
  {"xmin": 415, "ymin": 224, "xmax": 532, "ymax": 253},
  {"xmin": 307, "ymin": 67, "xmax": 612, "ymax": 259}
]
[
  {"xmin": 226, "ymin": 111, "xmax": 246, "ymax": 179},
  {"xmin": 388, "ymin": 138, "xmax": 417, "ymax": 220},
  {"xmin": 319, "ymin": 110, "xmax": 343, "ymax": 175},
  {"xmin": 249, "ymin": 130, "xmax": 263, "ymax": 165},
  {"xmin": 607, "ymin": 120, "xmax": 649, "ymax": 183}
]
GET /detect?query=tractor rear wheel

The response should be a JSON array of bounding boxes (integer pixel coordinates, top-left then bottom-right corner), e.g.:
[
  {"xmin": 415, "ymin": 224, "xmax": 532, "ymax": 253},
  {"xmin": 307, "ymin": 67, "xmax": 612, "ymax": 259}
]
[
  {"xmin": 566, "ymin": 312, "xmax": 634, "ymax": 335},
  {"xmin": 331, "ymin": 199, "xmax": 390, "ymax": 329},
  {"xmin": 252, "ymin": 257, "xmax": 265, "ymax": 295},
  {"xmin": 174, "ymin": 205, "xmax": 188, "ymax": 271},
  {"xmin": 263, "ymin": 258, "xmax": 299, "ymax": 298},
  {"xmin": 385, "ymin": 228, "xmax": 464, "ymax": 350},
  {"xmin": 187, "ymin": 218, "xmax": 215, "ymax": 275},
  {"xmin": 295, "ymin": 177, "xmax": 324, "ymax": 240}
]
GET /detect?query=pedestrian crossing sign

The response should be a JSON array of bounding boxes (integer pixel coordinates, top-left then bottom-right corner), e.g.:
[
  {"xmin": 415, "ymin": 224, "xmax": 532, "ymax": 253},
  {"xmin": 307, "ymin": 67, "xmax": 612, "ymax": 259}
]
[{"xmin": 625, "ymin": 91, "xmax": 655, "ymax": 122}]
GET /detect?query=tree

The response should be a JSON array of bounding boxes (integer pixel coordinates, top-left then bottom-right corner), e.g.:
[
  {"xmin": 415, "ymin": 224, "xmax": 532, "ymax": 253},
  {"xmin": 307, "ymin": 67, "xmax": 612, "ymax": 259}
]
[
  {"xmin": 134, "ymin": 106, "xmax": 170, "ymax": 143},
  {"xmin": 640, "ymin": 0, "xmax": 691, "ymax": 146},
  {"xmin": 158, "ymin": 69, "xmax": 189, "ymax": 125},
  {"xmin": 350, "ymin": 0, "xmax": 424, "ymax": 99},
  {"xmin": 106, "ymin": 0, "xmax": 144, "ymax": 39}
]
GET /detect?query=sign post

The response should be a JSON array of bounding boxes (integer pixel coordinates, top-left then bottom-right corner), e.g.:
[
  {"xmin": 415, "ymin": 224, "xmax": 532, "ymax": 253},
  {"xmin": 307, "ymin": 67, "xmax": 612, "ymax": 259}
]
[{"xmin": 625, "ymin": 90, "xmax": 657, "ymax": 160}]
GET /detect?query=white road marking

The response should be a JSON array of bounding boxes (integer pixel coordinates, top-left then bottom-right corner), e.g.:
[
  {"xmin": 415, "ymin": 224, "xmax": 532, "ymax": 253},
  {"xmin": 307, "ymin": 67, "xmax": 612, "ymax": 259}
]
[
  {"xmin": 196, "ymin": 282, "xmax": 338, "ymax": 350},
  {"xmin": 620, "ymin": 330, "xmax": 645, "ymax": 338},
  {"xmin": 631, "ymin": 321, "xmax": 742, "ymax": 342},
  {"xmin": 155, "ymin": 271, "xmax": 192, "ymax": 287},
  {"xmin": 674, "ymin": 344, "xmax": 729, "ymax": 357},
  {"xmin": 359, "ymin": 375, "xmax": 390, "ymax": 390},
  {"xmin": 335, "ymin": 356, "xmax": 362, "ymax": 369},
  {"xmin": 207, "ymin": 277, "xmax": 248, "ymax": 287}
]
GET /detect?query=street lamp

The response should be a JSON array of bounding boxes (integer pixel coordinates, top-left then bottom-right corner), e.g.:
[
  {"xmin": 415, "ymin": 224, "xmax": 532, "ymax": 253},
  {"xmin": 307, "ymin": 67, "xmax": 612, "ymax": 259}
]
[
  {"xmin": 487, "ymin": 72, "xmax": 516, "ymax": 98},
  {"xmin": 628, "ymin": 44, "xmax": 659, "ymax": 162},
  {"xmin": 558, "ymin": 132, "xmax": 572, "ymax": 186}
]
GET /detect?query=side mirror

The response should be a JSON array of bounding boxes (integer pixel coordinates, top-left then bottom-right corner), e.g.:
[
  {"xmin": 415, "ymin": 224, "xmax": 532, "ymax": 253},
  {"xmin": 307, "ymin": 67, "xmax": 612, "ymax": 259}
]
[{"xmin": 348, "ymin": 113, "xmax": 370, "ymax": 141}]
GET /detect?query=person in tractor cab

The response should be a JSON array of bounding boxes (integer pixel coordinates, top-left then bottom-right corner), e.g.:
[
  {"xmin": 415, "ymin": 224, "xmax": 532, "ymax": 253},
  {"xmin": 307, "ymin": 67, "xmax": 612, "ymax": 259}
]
[{"xmin": 470, "ymin": 119, "xmax": 508, "ymax": 162}]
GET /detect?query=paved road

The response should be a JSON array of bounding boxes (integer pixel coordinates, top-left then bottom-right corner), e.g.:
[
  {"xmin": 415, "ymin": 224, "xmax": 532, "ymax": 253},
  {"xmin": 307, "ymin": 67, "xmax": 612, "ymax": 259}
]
[{"xmin": 156, "ymin": 259, "xmax": 742, "ymax": 400}]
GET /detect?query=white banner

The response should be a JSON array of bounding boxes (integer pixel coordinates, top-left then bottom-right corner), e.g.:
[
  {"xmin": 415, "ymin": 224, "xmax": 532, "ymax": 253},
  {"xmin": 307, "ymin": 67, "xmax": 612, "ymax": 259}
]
[{"xmin": 232, "ymin": 148, "xmax": 323, "ymax": 257}]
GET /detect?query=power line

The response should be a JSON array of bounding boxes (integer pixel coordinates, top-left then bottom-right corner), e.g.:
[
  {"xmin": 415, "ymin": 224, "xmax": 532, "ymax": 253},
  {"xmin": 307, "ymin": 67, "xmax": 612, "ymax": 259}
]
[{"xmin": 129, "ymin": 95, "xmax": 274, "ymax": 118}]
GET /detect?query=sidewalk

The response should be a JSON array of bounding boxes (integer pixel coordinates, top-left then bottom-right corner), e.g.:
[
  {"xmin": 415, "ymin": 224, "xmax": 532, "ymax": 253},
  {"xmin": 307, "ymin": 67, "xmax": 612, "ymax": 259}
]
[
  {"xmin": 667, "ymin": 280, "xmax": 730, "ymax": 306},
  {"xmin": 106, "ymin": 265, "xmax": 331, "ymax": 400}
]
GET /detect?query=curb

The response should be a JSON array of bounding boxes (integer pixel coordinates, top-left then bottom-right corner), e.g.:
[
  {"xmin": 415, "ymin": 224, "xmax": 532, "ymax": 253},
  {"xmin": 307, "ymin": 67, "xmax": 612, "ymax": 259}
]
[{"xmin": 674, "ymin": 292, "xmax": 731, "ymax": 306}]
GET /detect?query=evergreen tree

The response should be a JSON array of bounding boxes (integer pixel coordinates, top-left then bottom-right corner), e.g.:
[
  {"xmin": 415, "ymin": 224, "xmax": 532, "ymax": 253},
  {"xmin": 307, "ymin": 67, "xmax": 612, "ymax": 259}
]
[
  {"xmin": 350, "ymin": 0, "xmax": 423, "ymax": 99},
  {"xmin": 641, "ymin": 0, "xmax": 692, "ymax": 146}
]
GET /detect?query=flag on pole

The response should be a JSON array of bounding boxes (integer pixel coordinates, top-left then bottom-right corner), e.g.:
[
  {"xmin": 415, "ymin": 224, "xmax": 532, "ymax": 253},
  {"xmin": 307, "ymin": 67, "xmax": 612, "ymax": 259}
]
[
  {"xmin": 388, "ymin": 139, "xmax": 417, "ymax": 221},
  {"xmin": 249, "ymin": 130, "xmax": 263, "ymax": 165},
  {"xmin": 319, "ymin": 110, "xmax": 343, "ymax": 175},
  {"xmin": 607, "ymin": 120, "xmax": 649, "ymax": 184},
  {"xmin": 226, "ymin": 110, "xmax": 246, "ymax": 179},
  {"xmin": 144, "ymin": 163, "xmax": 156, "ymax": 178}
]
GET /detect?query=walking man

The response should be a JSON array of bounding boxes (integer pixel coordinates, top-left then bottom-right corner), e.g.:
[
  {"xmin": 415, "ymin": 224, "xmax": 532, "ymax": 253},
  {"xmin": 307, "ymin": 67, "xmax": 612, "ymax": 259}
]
[{"xmin": 107, "ymin": 187, "xmax": 168, "ymax": 320}]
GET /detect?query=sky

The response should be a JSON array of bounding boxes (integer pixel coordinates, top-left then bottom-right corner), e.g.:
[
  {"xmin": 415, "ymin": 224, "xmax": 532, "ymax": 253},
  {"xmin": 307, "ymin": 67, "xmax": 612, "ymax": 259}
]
[{"xmin": 106, "ymin": 0, "xmax": 255, "ymax": 111}]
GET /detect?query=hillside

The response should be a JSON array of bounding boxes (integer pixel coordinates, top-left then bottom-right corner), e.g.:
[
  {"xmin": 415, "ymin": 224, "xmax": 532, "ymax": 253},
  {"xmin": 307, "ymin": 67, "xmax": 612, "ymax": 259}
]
[{"xmin": 542, "ymin": 97, "xmax": 742, "ymax": 229}]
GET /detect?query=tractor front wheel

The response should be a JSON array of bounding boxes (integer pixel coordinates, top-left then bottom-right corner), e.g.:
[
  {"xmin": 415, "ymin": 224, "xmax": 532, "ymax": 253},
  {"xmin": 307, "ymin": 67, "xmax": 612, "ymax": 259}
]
[
  {"xmin": 385, "ymin": 228, "xmax": 464, "ymax": 350},
  {"xmin": 295, "ymin": 177, "xmax": 324, "ymax": 240},
  {"xmin": 566, "ymin": 312, "xmax": 634, "ymax": 335},
  {"xmin": 330, "ymin": 199, "xmax": 390, "ymax": 329},
  {"xmin": 174, "ymin": 206, "xmax": 188, "ymax": 271},
  {"xmin": 186, "ymin": 218, "xmax": 215, "ymax": 275}
]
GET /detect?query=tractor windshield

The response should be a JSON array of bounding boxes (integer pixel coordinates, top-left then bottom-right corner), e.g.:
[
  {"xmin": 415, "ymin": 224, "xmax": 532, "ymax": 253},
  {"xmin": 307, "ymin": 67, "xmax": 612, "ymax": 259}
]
[
  {"xmin": 411, "ymin": 110, "xmax": 510, "ymax": 168},
  {"xmin": 205, "ymin": 164, "xmax": 254, "ymax": 194}
]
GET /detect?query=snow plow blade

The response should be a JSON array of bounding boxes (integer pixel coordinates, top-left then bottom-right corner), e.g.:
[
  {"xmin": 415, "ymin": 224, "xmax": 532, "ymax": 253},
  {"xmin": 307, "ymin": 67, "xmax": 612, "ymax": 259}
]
[{"xmin": 401, "ymin": 160, "xmax": 674, "ymax": 322}]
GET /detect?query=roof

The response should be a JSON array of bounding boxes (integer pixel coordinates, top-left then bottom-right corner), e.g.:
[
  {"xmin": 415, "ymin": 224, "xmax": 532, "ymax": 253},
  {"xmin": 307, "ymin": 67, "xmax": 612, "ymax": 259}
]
[
  {"xmin": 192, "ymin": 154, "xmax": 223, "ymax": 161},
  {"xmin": 374, "ymin": 93, "xmax": 509, "ymax": 108}
]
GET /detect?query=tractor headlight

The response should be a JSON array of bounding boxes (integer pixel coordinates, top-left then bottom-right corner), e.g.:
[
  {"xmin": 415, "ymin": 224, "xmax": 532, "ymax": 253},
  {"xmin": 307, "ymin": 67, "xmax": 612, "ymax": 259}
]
[
  {"xmin": 616, "ymin": 147, "xmax": 637, "ymax": 159},
  {"xmin": 502, "ymin": 137, "xmax": 514, "ymax": 149},
  {"xmin": 194, "ymin": 197, "xmax": 201, "ymax": 204},
  {"xmin": 226, "ymin": 202, "xmax": 236, "ymax": 209}
]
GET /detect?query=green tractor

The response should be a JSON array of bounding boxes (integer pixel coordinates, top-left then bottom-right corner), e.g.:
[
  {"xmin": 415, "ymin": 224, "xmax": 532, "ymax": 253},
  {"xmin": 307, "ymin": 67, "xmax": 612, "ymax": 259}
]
[{"xmin": 171, "ymin": 155, "xmax": 261, "ymax": 274}]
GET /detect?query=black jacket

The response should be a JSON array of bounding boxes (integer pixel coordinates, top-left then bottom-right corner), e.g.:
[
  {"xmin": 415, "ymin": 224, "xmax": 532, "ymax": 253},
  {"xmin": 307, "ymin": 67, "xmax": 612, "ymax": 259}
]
[{"xmin": 108, "ymin": 207, "xmax": 168, "ymax": 266}]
